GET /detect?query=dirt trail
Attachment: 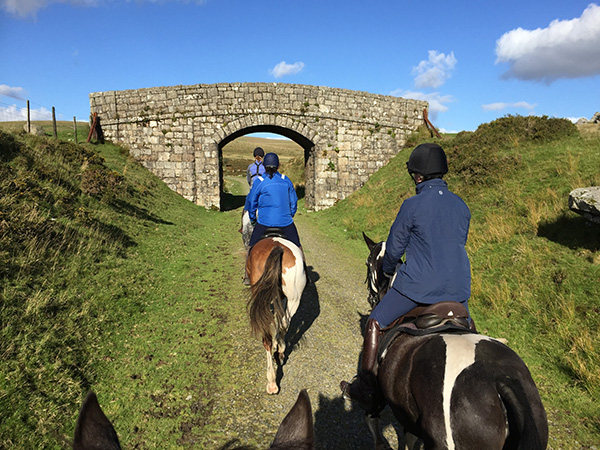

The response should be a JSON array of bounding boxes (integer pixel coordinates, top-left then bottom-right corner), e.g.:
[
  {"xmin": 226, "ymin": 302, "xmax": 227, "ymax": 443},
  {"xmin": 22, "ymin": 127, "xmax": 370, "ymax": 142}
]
[{"xmin": 209, "ymin": 208, "xmax": 402, "ymax": 449}]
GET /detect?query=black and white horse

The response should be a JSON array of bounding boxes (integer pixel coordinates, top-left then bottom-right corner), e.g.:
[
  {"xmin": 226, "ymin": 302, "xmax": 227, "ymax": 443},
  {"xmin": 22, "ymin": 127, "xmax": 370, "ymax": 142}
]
[{"xmin": 361, "ymin": 232, "xmax": 548, "ymax": 450}]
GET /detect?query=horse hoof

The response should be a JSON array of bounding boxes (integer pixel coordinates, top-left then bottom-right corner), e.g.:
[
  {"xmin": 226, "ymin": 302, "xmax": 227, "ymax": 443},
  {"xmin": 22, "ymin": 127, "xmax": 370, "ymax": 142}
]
[{"xmin": 266, "ymin": 383, "xmax": 279, "ymax": 395}]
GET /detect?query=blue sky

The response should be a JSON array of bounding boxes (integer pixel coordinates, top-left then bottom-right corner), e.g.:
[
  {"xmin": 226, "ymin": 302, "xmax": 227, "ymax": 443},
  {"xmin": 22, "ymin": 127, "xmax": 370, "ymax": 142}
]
[{"xmin": 1, "ymin": 0, "xmax": 599, "ymax": 133}]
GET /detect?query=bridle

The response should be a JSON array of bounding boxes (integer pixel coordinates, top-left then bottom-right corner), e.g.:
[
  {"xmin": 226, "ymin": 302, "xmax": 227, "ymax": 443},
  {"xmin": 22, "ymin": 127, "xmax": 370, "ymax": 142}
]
[{"xmin": 364, "ymin": 241, "xmax": 391, "ymax": 309}]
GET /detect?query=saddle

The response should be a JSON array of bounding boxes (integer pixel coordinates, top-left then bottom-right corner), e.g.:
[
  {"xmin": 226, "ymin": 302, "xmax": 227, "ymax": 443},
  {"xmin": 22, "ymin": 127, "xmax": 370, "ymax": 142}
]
[
  {"xmin": 260, "ymin": 227, "xmax": 287, "ymax": 240},
  {"xmin": 378, "ymin": 301, "xmax": 475, "ymax": 363}
]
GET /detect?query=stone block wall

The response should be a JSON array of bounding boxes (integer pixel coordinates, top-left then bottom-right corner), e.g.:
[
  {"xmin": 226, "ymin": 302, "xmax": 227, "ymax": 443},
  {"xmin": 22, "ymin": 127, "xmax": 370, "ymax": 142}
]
[{"xmin": 89, "ymin": 82, "xmax": 428, "ymax": 210}]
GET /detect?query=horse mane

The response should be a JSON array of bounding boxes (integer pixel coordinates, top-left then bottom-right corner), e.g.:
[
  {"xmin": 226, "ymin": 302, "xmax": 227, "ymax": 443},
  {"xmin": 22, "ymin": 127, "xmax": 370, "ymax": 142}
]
[{"xmin": 247, "ymin": 246, "xmax": 285, "ymax": 343}]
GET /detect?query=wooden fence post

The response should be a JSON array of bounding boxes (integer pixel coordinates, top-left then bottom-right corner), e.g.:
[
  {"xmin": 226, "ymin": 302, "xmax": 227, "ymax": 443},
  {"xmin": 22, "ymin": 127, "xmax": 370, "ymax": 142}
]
[
  {"xmin": 73, "ymin": 116, "xmax": 78, "ymax": 143},
  {"xmin": 27, "ymin": 100, "xmax": 31, "ymax": 133},
  {"xmin": 52, "ymin": 107, "xmax": 57, "ymax": 138}
]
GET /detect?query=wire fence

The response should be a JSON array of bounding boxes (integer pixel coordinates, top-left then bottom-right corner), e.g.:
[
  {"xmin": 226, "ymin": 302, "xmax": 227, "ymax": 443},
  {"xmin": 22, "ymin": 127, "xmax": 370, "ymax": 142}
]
[{"xmin": 0, "ymin": 98, "xmax": 91, "ymax": 143}]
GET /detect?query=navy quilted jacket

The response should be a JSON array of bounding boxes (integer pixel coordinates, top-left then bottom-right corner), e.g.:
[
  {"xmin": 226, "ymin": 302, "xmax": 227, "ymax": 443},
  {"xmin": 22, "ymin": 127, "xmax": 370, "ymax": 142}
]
[{"xmin": 382, "ymin": 178, "xmax": 471, "ymax": 304}]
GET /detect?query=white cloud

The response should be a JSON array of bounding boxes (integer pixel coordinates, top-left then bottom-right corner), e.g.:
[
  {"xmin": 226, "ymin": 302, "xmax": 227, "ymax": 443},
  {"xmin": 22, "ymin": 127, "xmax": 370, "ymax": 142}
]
[
  {"xmin": 269, "ymin": 61, "xmax": 305, "ymax": 79},
  {"xmin": 390, "ymin": 89, "xmax": 454, "ymax": 122},
  {"xmin": 1, "ymin": 0, "xmax": 96, "ymax": 17},
  {"xmin": 0, "ymin": 104, "xmax": 52, "ymax": 121},
  {"xmin": 412, "ymin": 50, "xmax": 457, "ymax": 89},
  {"xmin": 1, "ymin": 0, "xmax": 206, "ymax": 18},
  {"xmin": 495, "ymin": 3, "xmax": 600, "ymax": 83},
  {"xmin": 0, "ymin": 84, "xmax": 26, "ymax": 100},
  {"xmin": 481, "ymin": 101, "xmax": 536, "ymax": 112}
]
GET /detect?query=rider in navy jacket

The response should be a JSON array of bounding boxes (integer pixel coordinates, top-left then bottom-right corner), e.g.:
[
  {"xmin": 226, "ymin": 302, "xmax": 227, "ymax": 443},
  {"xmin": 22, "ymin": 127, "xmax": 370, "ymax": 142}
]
[
  {"xmin": 381, "ymin": 177, "xmax": 471, "ymax": 309},
  {"xmin": 341, "ymin": 143, "xmax": 472, "ymax": 414}
]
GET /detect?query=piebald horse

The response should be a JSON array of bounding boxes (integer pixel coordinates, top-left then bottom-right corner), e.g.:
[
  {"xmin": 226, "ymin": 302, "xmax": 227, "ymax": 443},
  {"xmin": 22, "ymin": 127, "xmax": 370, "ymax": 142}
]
[
  {"xmin": 361, "ymin": 232, "xmax": 548, "ymax": 450},
  {"xmin": 73, "ymin": 389, "xmax": 314, "ymax": 449},
  {"xmin": 246, "ymin": 236, "xmax": 306, "ymax": 394}
]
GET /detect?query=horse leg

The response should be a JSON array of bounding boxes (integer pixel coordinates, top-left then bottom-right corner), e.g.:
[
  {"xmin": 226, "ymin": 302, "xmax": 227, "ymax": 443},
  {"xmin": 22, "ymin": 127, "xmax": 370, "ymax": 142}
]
[
  {"xmin": 264, "ymin": 340, "xmax": 279, "ymax": 394},
  {"xmin": 275, "ymin": 330, "xmax": 286, "ymax": 365},
  {"xmin": 366, "ymin": 414, "xmax": 392, "ymax": 450}
]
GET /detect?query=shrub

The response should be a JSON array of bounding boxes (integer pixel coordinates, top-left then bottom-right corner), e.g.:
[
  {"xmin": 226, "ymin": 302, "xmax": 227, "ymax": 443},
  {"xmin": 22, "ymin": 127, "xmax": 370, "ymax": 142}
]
[{"xmin": 445, "ymin": 115, "xmax": 577, "ymax": 185}]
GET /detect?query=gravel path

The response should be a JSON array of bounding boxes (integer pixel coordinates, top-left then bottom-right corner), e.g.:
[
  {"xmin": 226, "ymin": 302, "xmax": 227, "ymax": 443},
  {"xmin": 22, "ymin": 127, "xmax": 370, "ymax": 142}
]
[{"xmin": 209, "ymin": 211, "xmax": 403, "ymax": 449}]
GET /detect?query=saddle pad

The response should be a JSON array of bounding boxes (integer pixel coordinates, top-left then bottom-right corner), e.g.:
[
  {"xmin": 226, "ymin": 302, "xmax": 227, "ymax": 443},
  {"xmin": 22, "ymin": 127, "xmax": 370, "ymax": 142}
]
[{"xmin": 377, "ymin": 322, "xmax": 477, "ymax": 363}]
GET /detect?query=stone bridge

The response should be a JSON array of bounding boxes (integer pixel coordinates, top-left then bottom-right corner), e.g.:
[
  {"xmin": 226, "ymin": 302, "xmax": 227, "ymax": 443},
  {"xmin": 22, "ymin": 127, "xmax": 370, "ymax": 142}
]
[{"xmin": 89, "ymin": 82, "xmax": 428, "ymax": 211}]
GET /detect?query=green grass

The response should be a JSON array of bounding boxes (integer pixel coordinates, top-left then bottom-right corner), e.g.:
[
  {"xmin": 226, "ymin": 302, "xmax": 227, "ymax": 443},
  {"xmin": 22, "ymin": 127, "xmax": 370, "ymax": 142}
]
[
  {"xmin": 1, "ymin": 117, "xmax": 599, "ymax": 448},
  {"xmin": 0, "ymin": 129, "xmax": 246, "ymax": 447},
  {"xmin": 0, "ymin": 120, "xmax": 91, "ymax": 144}
]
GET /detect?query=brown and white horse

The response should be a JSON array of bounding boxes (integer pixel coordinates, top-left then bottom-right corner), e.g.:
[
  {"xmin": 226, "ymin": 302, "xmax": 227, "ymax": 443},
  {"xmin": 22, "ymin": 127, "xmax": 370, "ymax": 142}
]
[
  {"xmin": 73, "ymin": 389, "xmax": 314, "ymax": 449},
  {"xmin": 246, "ymin": 237, "xmax": 306, "ymax": 394},
  {"xmin": 361, "ymin": 233, "xmax": 548, "ymax": 450}
]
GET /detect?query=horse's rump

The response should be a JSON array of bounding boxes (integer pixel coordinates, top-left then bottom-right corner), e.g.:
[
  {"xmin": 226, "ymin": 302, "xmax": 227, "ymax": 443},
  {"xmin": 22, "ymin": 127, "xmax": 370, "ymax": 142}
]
[
  {"xmin": 246, "ymin": 238, "xmax": 304, "ymax": 340},
  {"xmin": 380, "ymin": 333, "xmax": 548, "ymax": 449}
]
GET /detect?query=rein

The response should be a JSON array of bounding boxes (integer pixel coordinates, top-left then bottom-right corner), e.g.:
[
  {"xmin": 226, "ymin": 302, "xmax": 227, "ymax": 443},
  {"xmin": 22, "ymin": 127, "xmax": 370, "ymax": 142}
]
[{"xmin": 365, "ymin": 241, "xmax": 390, "ymax": 309}]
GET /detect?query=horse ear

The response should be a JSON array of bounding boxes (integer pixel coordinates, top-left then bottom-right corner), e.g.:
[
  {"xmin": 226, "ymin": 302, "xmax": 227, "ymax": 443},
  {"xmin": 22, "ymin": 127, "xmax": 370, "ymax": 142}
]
[
  {"xmin": 363, "ymin": 232, "xmax": 377, "ymax": 251},
  {"xmin": 270, "ymin": 390, "xmax": 314, "ymax": 449},
  {"xmin": 73, "ymin": 391, "xmax": 122, "ymax": 450}
]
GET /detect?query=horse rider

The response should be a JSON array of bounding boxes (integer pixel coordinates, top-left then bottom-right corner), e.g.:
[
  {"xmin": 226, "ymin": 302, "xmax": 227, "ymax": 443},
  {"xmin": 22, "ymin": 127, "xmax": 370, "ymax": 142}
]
[
  {"xmin": 247, "ymin": 147, "xmax": 266, "ymax": 186},
  {"xmin": 244, "ymin": 152, "xmax": 303, "ymax": 283},
  {"xmin": 340, "ymin": 143, "xmax": 473, "ymax": 413},
  {"xmin": 239, "ymin": 147, "xmax": 267, "ymax": 240}
]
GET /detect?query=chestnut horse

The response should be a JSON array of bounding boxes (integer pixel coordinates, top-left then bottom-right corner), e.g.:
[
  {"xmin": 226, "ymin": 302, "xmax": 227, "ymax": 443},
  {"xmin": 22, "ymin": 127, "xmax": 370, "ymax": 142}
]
[
  {"xmin": 246, "ymin": 236, "xmax": 306, "ymax": 394},
  {"xmin": 360, "ymin": 233, "xmax": 548, "ymax": 450},
  {"xmin": 73, "ymin": 390, "xmax": 314, "ymax": 449}
]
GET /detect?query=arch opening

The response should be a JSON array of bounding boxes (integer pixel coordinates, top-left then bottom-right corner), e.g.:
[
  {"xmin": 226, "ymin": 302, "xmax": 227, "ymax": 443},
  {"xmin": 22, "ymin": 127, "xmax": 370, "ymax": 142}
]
[{"xmin": 218, "ymin": 125, "xmax": 315, "ymax": 211}]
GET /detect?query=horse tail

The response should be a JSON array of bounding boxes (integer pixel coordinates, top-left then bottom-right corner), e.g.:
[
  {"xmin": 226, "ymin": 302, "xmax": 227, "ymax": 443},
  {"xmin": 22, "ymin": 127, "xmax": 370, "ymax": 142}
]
[
  {"xmin": 247, "ymin": 246, "xmax": 285, "ymax": 345},
  {"xmin": 497, "ymin": 379, "xmax": 548, "ymax": 450}
]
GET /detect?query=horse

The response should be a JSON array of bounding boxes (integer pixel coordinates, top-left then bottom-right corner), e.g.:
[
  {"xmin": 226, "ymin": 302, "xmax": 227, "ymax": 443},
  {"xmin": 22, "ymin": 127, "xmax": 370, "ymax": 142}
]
[
  {"xmin": 359, "ymin": 232, "xmax": 548, "ymax": 450},
  {"xmin": 246, "ymin": 235, "xmax": 306, "ymax": 394},
  {"xmin": 73, "ymin": 389, "xmax": 314, "ymax": 449}
]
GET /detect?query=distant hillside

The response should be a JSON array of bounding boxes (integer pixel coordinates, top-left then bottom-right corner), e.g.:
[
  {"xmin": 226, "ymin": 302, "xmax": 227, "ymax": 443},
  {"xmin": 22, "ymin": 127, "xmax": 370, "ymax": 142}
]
[{"xmin": 222, "ymin": 135, "xmax": 305, "ymax": 185}]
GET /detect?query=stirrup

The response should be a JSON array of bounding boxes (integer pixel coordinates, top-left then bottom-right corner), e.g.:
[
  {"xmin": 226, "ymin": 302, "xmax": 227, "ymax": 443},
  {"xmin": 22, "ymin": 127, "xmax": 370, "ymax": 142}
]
[{"xmin": 340, "ymin": 375, "xmax": 358, "ymax": 399}]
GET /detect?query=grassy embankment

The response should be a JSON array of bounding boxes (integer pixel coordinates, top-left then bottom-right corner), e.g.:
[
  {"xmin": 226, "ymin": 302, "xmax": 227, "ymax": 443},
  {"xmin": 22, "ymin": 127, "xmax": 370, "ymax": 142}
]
[
  {"xmin": 1, "ymin": 123, "xmax": 247, "ymax": 448},
  {"xmin": 1, "ymin": 117, "xmax": 599, "ymax": 448}
]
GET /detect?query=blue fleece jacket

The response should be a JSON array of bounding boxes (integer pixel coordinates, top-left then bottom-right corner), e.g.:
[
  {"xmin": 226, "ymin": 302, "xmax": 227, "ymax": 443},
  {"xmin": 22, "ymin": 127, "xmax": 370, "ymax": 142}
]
[{"xmin": 245, "ymin": 172, "xmax": 298, "ymax": 227}]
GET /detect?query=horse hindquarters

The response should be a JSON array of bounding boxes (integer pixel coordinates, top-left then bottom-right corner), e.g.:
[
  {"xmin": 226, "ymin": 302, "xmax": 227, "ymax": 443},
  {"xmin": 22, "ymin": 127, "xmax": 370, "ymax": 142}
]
[
  {"xmin": 380, "ymin": 335, "xmax": 547, "ymax": 450},
  {"xmin": 447, "ymin": 338, "xmax": 548, "ymax": 450}
]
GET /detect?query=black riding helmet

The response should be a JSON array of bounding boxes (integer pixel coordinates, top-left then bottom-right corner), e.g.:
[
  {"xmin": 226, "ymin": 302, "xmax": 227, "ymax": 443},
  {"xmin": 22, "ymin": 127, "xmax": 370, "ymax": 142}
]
[{"xmin": 406, "ymin": 143, "xmax": 448, "ymax": 177}]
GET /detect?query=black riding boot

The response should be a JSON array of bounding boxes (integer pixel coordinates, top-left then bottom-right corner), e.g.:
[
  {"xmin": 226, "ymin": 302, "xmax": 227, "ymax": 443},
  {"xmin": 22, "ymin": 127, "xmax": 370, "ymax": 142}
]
[{"xmin": 340, "ymin": 318, "xmax": 381, "ymax": 412}]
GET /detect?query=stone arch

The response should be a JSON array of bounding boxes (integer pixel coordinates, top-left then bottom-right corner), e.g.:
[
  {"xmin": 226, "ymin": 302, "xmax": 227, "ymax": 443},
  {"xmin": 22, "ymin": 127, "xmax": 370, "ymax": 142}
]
[{"xmin": 213, "ymin": 116, "xmax": 319, "ymax": 209}]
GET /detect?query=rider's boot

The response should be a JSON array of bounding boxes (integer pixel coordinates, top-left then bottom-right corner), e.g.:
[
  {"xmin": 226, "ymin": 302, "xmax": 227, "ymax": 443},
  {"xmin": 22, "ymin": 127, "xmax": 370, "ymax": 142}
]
[{"xmin": 340, "ymin": 318, "xmax": 381, "ymax": 412}]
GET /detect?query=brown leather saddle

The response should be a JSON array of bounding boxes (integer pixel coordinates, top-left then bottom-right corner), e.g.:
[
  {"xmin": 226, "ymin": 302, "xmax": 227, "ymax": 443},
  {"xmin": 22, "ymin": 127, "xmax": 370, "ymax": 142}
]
[{"xmin": 378, "ymin": 301, "xmax": 476, "ymax": 362}]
